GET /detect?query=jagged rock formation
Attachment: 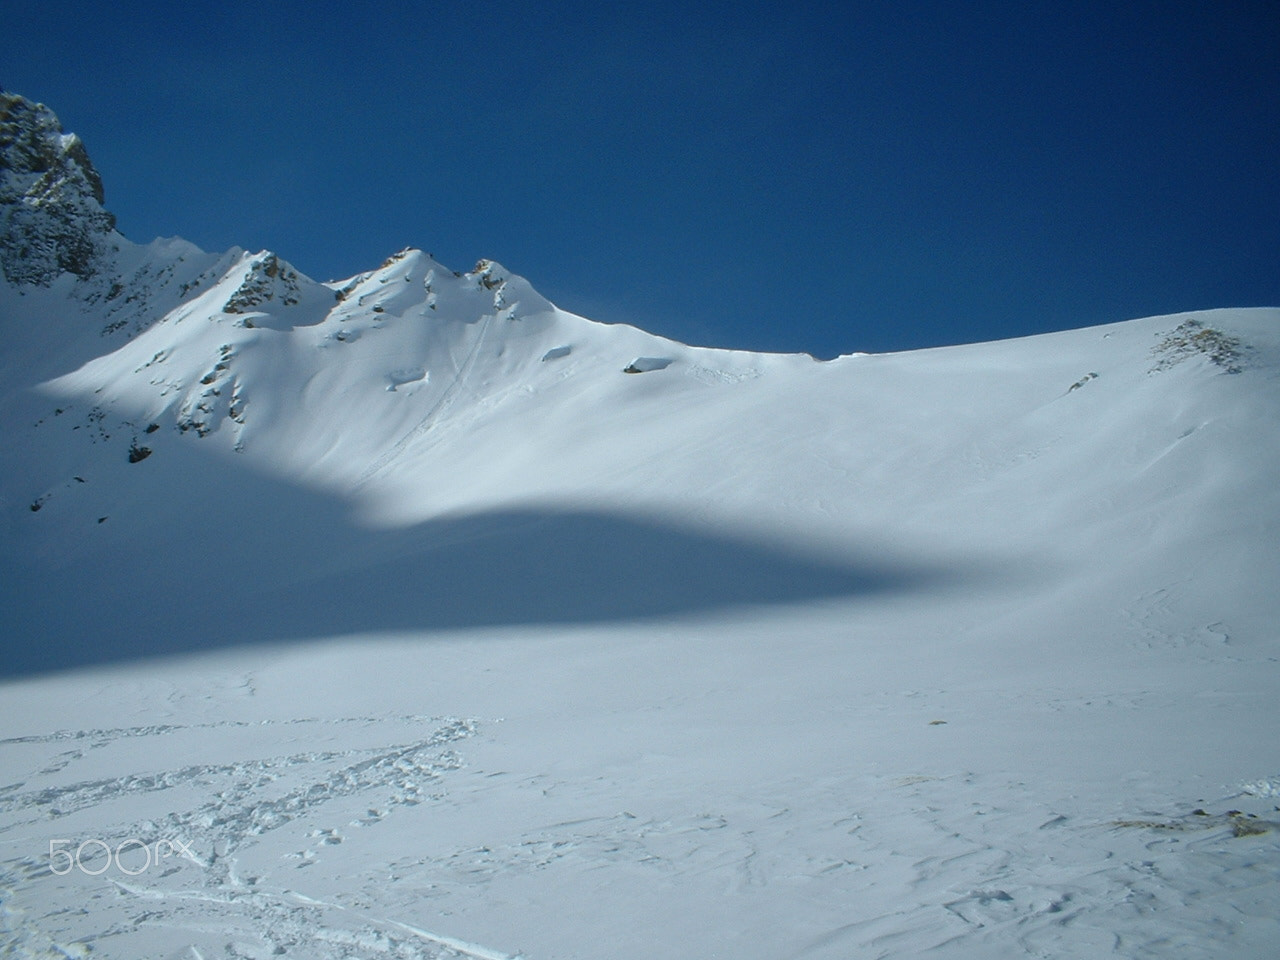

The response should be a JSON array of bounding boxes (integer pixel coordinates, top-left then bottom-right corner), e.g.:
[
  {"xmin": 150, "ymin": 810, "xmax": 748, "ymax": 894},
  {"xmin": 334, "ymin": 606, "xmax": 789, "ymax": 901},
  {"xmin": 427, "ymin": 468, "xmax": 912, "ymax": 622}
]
[
  {"xmin": 223, "ymin": 253, "xmax": 304, "ymax": 314},
  {"xmin": 0, "ymin": 92, "xmax": 118, "ymax": 285}
]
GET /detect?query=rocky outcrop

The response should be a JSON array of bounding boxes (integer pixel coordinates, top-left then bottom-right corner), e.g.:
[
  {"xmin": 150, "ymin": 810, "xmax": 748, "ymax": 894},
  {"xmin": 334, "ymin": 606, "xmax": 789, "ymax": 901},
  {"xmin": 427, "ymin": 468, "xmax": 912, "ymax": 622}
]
[
  {"xmin": 223, "ymin": 253, "xmax": 303, "ymax": 314},
  {"xmin": 0, "ymin": 92, "xmax": 118, "ymax": 285}
]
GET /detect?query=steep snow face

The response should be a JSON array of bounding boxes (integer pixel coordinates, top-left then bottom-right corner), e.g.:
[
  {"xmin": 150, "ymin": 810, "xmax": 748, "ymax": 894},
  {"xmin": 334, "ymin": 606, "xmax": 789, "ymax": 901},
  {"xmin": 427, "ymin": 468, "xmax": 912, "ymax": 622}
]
[
  {"xmin": 19, "ymin": 242, "xmax": 712, "ymax": 495},
  {"xmin": 0, "ymin": 93, "xmax": 119, "ymax": 285}
]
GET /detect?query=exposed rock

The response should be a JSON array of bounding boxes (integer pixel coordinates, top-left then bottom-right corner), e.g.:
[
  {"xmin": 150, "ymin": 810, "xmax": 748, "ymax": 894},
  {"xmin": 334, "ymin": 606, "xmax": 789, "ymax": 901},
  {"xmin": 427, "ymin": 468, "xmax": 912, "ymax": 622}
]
[
  {"xmin": 0, "ymin": 93, "xmax": 118, "ymax": 285},
  {"xmin": 1151, "ymin": 318, "xmax": 1246, "ymax": 374},
  {"xmin": 223, "ymin": 253, "xmax": 303, "ymax": 314}
]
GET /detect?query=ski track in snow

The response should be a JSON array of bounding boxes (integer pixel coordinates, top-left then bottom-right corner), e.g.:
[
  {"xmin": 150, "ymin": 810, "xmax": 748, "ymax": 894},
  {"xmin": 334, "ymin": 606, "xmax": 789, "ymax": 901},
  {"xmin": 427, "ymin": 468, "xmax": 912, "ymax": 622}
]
[
  {"xmin": 354, "ymin": 312, "xmax": 495, "ymax": 490},
  {"xmin": 0, "ymin": 714, "xmax": 530, "ymax": 960},
  {"xmin": 422, "ymin": 776, "xmax": 1279, "ymax": 960},
  {"xmin": 6, "ymin": 708, "xmax": 1276, "ymax": 958}
]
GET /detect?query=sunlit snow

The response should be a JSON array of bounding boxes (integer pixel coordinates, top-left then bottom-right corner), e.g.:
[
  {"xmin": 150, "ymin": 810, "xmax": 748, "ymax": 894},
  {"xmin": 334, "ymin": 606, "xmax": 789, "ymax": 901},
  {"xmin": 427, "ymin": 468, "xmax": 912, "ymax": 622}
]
[{"xmin": 2, "ymin": 93, "xmax": 1279, "ymax": 960}]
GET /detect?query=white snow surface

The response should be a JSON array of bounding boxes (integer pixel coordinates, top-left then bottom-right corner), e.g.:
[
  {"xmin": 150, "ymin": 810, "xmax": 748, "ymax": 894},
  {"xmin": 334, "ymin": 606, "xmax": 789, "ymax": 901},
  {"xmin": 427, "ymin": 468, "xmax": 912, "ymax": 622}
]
[{"xmin": 2, "ymin": 229, "xmax": 1279, "ymax": 959}]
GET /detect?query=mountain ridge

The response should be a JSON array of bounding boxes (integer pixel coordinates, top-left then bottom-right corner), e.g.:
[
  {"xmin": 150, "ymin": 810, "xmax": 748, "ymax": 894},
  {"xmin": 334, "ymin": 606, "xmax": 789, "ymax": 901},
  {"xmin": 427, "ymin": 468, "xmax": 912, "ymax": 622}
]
[
  {"xmin": 2, "ymin": 92, "xmax": 1276, "ymax": 551},
  {"xmin": 0, "ymin": 92, "xmax": 119, "ymax": 286}
]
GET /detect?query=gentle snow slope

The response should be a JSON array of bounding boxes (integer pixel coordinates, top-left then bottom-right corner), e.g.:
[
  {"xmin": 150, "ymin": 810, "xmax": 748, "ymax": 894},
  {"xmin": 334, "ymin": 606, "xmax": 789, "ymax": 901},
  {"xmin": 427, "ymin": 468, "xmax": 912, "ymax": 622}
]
[{"xmin": 1, "ymin": 228, "xmax": 1279, "ymax": 959}]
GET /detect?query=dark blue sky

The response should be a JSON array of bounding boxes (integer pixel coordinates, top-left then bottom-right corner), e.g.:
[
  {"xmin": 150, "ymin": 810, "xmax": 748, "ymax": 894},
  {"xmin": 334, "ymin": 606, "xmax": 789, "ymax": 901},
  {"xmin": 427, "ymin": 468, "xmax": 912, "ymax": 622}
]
[{"xmin": 6, "ymin": 0, "xmax": 1277, "ymax": 356}]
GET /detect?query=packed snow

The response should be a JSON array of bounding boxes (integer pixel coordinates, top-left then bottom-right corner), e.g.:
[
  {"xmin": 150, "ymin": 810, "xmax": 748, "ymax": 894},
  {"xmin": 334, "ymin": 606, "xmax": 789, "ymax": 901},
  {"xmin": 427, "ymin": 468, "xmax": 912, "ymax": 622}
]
[{"xmin": 2, "ymin": 93, "xmax": 1279, "ymax": 959}]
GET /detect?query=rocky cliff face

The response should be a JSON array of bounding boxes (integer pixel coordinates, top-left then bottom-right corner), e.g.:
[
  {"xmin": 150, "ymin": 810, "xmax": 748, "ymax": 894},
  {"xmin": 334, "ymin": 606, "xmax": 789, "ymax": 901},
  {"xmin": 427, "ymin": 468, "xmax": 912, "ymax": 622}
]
[{"xmin": 0, "ymin": 92, "xmax": 118, "ymax": 285}]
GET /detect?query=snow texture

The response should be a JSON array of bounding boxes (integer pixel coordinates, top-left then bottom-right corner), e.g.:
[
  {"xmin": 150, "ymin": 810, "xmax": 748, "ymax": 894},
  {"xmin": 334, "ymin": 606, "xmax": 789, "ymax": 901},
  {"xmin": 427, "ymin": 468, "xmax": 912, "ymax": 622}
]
[{"xmin": 2, "ymin": 92, "xmax": 1279, "ymax": 960}]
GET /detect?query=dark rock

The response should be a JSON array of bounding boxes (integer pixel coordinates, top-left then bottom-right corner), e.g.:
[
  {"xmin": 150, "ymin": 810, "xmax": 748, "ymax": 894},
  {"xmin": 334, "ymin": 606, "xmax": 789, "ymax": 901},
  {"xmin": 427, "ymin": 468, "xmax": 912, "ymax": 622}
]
[{"xmin": 0, "ymin": 93, "xmax": 118, "ymax": 285}]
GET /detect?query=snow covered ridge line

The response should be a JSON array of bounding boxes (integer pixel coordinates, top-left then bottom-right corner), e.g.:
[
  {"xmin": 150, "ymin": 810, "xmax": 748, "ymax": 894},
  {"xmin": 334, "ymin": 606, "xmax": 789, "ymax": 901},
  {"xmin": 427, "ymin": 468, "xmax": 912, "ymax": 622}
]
[{"xmin": 5, "ymin": 89, "xmax": 1272, "ymax": 374}]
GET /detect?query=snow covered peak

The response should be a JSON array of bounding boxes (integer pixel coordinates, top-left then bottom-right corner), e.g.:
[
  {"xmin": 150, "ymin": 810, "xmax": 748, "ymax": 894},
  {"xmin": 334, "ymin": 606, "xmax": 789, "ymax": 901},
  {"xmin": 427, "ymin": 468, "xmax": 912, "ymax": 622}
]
[
  {"xmin": 0, "ymin": 92, "xmax": 118, "ymax": 285},
  {"xmin": 222, "ymin": 251, "xmax": 322, "ymax": 317},
  {"xmin": 466, "ymin": 257, "xmax": 555, "ymax": 317}
]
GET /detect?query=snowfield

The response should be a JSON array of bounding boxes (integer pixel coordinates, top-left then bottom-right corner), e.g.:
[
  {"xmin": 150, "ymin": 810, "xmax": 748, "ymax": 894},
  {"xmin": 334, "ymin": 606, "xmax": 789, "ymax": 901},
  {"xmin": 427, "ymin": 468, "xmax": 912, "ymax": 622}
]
[{"xmin": 2, "ymin": 93, "xmax": 1279, "ymax": 959}]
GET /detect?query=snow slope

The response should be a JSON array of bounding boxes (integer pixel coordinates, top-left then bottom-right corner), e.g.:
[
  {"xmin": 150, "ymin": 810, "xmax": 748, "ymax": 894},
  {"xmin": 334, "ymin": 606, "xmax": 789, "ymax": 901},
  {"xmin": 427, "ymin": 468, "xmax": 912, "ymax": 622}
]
[{"xmin": 2, "ymin": 93, "xmax": 1279, "ymax": 959}]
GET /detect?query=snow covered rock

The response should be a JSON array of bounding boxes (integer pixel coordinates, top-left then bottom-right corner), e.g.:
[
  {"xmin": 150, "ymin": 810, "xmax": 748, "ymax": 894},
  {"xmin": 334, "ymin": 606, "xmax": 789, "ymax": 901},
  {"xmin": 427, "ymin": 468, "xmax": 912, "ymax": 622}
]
[
  {"xmin": 622, "ymin": 356, "xmax": 673, "ymax": 373},
  {"xmin": 0, "ymin": 92, "xmax": 118, "ymax": 285}
]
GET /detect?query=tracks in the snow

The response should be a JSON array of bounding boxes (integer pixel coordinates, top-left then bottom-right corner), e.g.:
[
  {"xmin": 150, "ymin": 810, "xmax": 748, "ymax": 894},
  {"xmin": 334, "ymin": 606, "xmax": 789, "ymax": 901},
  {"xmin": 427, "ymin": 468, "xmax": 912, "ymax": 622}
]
[{"xmin": 0, "ymin": 713, "xmax": 524, "ymax": 959}]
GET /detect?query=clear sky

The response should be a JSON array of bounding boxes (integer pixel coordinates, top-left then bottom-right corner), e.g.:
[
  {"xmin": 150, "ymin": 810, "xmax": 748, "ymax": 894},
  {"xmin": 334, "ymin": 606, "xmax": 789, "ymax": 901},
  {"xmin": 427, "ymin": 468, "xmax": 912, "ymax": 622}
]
[{"xmin": 5, "ymin": 0, "xmax": 1277, "ymax": 356}]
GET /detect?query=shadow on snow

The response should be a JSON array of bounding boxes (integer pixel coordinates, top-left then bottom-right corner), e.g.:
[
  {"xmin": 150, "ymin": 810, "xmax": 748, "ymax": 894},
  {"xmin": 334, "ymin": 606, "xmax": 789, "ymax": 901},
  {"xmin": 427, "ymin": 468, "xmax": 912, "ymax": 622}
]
[{"xmin": 2, "ymin": 439, "xmax": 969, "ymax": 679}]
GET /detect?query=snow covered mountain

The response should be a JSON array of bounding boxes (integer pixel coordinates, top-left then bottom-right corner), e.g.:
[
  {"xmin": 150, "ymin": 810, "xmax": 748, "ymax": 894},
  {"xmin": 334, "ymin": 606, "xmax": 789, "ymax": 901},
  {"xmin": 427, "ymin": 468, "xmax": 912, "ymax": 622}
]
[{"xmin": 2, "ymin": 92, "xmax": 1279, "ymax": 959}]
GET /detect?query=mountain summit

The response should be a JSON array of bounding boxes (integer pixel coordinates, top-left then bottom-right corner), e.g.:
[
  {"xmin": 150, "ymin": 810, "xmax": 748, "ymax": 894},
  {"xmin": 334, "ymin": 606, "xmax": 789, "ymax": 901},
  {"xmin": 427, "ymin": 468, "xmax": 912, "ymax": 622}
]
[{"xmin": 0, "ymin": 92, "xmax": 118, "ymax": 285}]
